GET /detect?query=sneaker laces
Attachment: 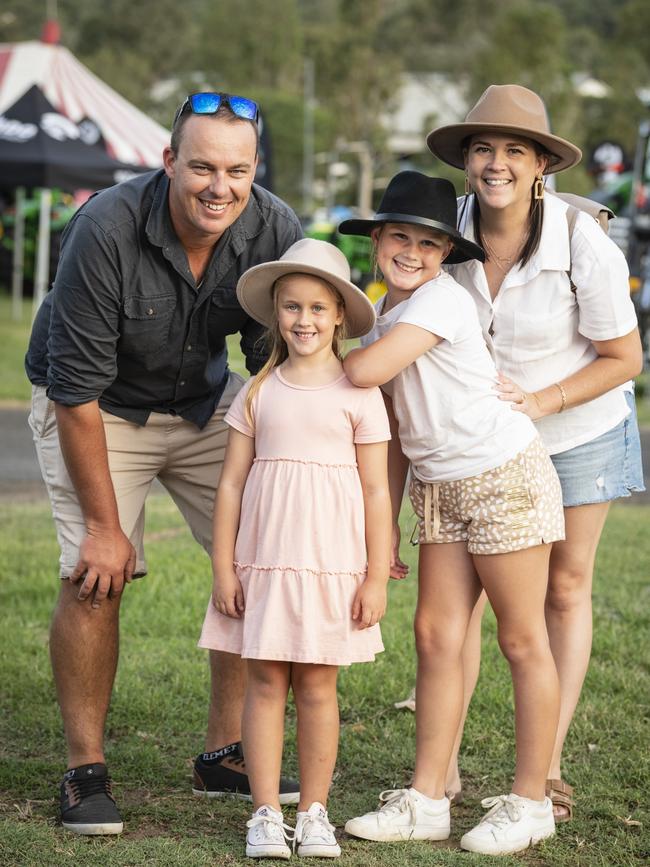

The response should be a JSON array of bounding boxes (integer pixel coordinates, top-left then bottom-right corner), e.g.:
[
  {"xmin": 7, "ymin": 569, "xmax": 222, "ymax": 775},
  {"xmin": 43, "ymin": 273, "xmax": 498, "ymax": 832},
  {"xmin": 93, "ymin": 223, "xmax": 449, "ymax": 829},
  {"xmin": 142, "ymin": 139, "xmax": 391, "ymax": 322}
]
[
  {"xmin": 295, "ymin": 807, "xmax": 336, "ymax": 849},
  {"xmin": 220, "ymin": 743, "xmax": 246, "ymax": 768},
  {"xmin": 478, "ymin": 794, "xmax": 523, "ymax": 830},
  {"xmin": 66, "ymin": 774, "xmax": 115, "ymax": 800},
  {"xmin": 375, "ymin": 788, "xmax": 419, "ymax": 822},
  {"xmin": 246, "ymin": 810, "xmax": 295, "ymax": 845}
]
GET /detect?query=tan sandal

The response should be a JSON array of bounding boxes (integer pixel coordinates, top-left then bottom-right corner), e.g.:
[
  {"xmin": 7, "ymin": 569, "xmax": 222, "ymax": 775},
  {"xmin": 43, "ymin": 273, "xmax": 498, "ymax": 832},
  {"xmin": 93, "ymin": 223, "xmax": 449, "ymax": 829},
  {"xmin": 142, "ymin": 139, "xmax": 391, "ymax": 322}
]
[{"xmin": 545, "ymin": 778, "xmax": 574, "ymax": 823}]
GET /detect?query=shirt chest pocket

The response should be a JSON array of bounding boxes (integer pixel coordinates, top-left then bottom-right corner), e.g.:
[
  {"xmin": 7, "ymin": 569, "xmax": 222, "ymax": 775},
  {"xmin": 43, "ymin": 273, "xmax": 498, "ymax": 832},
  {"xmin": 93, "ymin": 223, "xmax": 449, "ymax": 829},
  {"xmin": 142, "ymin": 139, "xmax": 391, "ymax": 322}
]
[
  {"xmin": 511, "ymin": 306, "xmax": 578, "ymax": 364},
  {"xmin": 120, "ymin": 294, "xmax": 177, "ymax": 357}
]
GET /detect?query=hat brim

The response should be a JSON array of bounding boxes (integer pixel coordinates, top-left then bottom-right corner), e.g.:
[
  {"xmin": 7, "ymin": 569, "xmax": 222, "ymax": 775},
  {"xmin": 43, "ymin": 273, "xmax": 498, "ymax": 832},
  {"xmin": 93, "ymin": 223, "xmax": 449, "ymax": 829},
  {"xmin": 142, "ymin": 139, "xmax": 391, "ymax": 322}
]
[
  {"xmin": 426, "ymin": 122, "xmax": 582, "ymax": 174},
  {"xmin": 236, "ymin": 262, "xmax": 376, "ymax": 339},
  {"xmin": 338, "ymin": 213, "xmax": 485, "ymax": 265}
]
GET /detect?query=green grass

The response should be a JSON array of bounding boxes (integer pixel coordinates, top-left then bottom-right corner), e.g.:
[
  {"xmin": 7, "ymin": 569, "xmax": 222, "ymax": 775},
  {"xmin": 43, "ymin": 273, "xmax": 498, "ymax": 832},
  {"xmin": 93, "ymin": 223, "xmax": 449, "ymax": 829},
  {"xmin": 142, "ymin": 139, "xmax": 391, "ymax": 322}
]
[
  {"xmin": 0, "ymin": 497, "xmax": 648, "ymax": 866},
  {"xmin": 0, "ymin": 293, "xmax": 34, "ymax": 403},
  {"xmin": 635, "ymin": 373, "xmax": 650, "ymax": 427}
]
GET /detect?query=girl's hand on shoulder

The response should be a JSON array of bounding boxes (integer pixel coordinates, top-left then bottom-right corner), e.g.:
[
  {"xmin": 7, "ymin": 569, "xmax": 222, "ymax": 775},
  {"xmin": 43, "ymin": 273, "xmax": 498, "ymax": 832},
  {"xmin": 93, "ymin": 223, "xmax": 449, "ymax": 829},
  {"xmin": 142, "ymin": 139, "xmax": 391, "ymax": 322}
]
[
  {"xmin": 212, "ymin": 569, "xmax": 245, "ymax": 619},
  {"xmin": 495, "ymin": 372, "xmax": 542, "ymax": 420},
  {"xmin": 352, "ymin": 578, "xmax": 387, "ymax": 628},
  {"xmin": 390, "ymin": 523, "xmax": 409, "ymax": 580}
]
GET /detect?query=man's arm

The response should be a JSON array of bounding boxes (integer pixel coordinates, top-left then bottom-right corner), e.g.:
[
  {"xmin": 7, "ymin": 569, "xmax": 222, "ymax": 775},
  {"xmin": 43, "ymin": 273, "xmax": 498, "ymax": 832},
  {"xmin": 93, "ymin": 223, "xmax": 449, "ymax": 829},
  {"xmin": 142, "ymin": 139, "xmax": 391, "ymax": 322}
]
[
  {"xmin": 48, "ymin": 213, "xmax": 134, "ymax": 605},
  {"xmin": 55, "ymin": 401, "xmax": 136, "ymax": 607}
]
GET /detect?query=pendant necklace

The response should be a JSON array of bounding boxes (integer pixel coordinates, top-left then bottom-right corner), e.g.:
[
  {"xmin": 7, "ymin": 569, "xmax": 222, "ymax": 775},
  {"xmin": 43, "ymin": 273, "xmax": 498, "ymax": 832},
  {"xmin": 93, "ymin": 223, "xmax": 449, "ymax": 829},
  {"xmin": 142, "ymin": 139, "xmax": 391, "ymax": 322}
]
[{"xmin": 482, "ymin": 232, "xmax": 526, "ymax": 274}]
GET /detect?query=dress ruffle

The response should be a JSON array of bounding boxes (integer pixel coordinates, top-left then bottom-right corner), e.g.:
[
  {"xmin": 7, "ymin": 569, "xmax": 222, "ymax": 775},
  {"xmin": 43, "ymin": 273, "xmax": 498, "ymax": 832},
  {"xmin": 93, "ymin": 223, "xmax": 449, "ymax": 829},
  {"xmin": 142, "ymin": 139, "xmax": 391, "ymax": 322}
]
[
  {"xmin": 199, "ymin": 565, "xmax": 384, "ymax": 665},
  {"xmin": 235, "ymin": 460, "xmax": 367, "ymax": 574}
]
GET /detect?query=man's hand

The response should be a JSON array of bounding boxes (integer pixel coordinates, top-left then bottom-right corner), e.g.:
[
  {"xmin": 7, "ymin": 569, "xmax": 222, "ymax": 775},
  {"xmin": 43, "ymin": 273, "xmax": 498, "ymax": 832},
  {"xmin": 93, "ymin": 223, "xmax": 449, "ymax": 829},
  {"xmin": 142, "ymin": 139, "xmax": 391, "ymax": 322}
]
[
  {"xmin": 212, "ymin": 569, "xmax": 245, "ymax": 619},
  {"xmin": 352, "ymin": 578, "xmax": 387, "ymax": 629},
  {"xmin": 69, "ymin": 527, "xmax": 136, "ymax": 608}
]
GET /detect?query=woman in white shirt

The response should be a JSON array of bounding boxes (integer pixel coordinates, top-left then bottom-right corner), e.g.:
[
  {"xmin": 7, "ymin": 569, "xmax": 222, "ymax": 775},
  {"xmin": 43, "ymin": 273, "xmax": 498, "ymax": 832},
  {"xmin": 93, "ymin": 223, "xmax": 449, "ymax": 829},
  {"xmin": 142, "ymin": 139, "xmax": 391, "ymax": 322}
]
[{"xmin": 427, "ymin": 84, "xmax": 644, "ymax": 822}]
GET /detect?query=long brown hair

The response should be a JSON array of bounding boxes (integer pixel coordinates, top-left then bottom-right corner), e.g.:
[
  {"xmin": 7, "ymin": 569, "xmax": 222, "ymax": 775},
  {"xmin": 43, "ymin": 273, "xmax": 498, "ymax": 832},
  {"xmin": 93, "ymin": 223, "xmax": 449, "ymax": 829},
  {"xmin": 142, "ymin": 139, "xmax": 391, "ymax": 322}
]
[
  {"xmin": 462, "ymin": 136, "xmax": 552, "ymax": 268},
  {"xmin": 244, "ymin": 273, "xmax": 348, "ymax": 427}
]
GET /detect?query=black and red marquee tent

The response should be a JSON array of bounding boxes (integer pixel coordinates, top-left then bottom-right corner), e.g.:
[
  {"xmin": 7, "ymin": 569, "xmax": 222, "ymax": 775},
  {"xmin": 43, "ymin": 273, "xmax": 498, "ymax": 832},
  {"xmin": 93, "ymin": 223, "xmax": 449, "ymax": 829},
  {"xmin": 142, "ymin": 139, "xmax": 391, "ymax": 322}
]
[{"xmin": 0, "ymin": 84, "xmax": 150, "ymax": 192}]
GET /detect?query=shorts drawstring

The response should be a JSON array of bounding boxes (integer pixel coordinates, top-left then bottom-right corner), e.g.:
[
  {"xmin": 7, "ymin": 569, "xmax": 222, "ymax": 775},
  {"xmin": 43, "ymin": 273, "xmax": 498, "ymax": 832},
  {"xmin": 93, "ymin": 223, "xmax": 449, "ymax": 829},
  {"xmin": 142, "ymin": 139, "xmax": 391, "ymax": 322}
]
[{"xmin": 423, "ymin": 482, "xmax": 440, "ymax": 543}]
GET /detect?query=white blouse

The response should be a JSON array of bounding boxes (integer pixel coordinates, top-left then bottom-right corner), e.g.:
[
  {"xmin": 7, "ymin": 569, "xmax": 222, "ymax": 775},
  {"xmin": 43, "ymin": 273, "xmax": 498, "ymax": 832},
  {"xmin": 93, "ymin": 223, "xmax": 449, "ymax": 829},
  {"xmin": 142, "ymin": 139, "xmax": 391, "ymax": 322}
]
[{"xmin": 449, "ymin": 193, "xmax": 638, "ymax": 455}]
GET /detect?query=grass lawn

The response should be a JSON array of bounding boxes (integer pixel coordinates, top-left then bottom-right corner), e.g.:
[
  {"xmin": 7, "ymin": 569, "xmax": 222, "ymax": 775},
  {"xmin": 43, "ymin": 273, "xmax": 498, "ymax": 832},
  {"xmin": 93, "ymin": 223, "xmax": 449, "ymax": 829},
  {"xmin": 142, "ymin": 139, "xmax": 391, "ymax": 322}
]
[
  {"xmin": 0, "ymin": 293, "xmax": 35, "ymax": 403},
  {"xmin": 0, "ymin": 495, "xmax": 648, "ymax": 866}
]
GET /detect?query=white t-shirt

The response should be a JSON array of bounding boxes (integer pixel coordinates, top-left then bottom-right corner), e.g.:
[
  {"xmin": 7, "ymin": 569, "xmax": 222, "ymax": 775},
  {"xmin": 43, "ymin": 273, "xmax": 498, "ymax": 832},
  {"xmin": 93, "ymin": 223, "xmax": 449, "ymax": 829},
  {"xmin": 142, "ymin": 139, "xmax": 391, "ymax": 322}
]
[
  {"xmin": 449, "ymin": 193, "xmax": 638, "ymax": 454},
  {"xmin": 363, "ymin": 271, "xmax": 536, "ymax": 483}
]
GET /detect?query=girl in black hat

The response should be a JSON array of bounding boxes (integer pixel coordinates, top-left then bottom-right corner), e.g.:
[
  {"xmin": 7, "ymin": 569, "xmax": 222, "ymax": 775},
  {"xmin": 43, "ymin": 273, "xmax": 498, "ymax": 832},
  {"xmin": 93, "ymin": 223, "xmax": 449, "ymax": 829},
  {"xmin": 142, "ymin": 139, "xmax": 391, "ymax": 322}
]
[{"xmin": 340, "ymin": 172, "xmax": 564, "ymax": 855}]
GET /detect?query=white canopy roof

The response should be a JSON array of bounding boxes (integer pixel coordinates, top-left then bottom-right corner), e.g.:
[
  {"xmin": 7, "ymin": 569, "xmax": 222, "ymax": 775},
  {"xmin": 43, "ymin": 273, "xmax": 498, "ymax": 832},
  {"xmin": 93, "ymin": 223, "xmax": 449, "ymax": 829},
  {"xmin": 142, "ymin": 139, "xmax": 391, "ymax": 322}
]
[{"xmin": 0, "ymin": 40, "xmax": 169, "ymax": 167}]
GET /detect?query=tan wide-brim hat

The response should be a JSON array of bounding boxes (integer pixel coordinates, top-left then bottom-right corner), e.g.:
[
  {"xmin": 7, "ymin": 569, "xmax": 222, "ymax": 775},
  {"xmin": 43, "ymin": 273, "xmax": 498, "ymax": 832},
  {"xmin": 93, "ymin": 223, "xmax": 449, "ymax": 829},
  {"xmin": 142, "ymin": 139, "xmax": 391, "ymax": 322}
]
[
  {"xmin": 236, "ymin": 238, "xmax": 376, "ymax": 339},
  {"xmin": 426, "ymin": 84, "xmax": 582, "ymax": 174}
]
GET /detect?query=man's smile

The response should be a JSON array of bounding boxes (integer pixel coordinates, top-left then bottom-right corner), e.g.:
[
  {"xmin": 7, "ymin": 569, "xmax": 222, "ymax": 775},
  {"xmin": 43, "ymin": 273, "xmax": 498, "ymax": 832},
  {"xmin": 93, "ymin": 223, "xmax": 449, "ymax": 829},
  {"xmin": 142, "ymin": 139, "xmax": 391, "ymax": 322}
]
[{"xmin": 199, "ymin": 199, "xmax": 229, "ymax": 212}]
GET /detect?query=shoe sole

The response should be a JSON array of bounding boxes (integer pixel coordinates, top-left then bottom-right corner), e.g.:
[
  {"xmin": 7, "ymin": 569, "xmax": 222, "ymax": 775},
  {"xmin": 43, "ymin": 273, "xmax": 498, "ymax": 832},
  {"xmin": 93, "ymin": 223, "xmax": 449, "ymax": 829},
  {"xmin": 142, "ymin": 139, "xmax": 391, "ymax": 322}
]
[
  {"xmin": 192, "ymin": 788, "xmax": 300, "ymax": 806},
  {"xmin": 344, "ymin": 820, "xmax": 450, "ymax": 842},
  {"xmin": 297, "ymin": 843, "xmax": 342, "ymax": 857},
  {"xmin": 62, "ymin": 820, "xmax": 123, "ymax": 835},
  {"xmin": 246, "ymin": 843, "xmax": 291, "ymax": 859},
  {"xmin": 460, "ymin": 826, "xmax": 555, "ymax": 855}
]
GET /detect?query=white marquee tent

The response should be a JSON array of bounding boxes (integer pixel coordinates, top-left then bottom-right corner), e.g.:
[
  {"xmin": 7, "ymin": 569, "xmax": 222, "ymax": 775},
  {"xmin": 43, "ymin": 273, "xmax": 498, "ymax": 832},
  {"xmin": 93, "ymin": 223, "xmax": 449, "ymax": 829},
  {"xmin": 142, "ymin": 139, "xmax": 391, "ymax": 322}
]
[
  {"xmin": 0, "ymin": 33, "xmax": 170, "ymax": 316},
  {"xmin": 0, "ymin": 38, "xmax": 169, "ymax": 167}
]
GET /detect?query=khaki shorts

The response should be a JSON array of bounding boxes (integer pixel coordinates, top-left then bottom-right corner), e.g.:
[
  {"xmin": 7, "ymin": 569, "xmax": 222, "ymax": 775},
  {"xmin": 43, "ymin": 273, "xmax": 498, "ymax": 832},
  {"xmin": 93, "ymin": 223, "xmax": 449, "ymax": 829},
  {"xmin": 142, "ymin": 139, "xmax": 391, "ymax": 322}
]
[
  {"xmin": 28, "ymin": 374, "xmax": 244, "ymax": 578},
  {"xmin": 409, "ymin": 436, "xmax": 565, "ymax": 555}
]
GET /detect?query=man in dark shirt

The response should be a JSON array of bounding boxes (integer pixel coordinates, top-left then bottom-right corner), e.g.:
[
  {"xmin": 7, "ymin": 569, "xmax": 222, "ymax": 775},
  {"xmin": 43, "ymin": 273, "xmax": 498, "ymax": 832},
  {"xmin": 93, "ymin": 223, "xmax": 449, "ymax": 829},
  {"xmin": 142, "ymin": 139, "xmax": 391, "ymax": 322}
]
[{"xmin": 25, "ymin": 93, "xmax": 302, "ymax": 835}]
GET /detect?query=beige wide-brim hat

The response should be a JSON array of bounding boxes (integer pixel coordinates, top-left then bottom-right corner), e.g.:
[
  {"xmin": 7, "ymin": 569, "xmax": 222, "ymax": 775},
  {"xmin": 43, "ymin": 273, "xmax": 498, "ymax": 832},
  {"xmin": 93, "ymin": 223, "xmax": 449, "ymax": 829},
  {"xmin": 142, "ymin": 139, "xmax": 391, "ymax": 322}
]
[
  {"xmin": 236, "ymin": 238, "xmax": 376, "ymax": 339},
  {"xmin": 427, "ymin": 84, "xmax": 582, "ymax": 174}
]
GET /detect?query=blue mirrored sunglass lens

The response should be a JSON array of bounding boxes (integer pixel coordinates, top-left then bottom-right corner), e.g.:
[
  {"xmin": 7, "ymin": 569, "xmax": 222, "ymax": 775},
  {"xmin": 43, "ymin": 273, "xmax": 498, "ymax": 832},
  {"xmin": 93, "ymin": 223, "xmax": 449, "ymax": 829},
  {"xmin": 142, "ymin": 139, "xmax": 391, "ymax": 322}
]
[
  {"xmin": 189, "ymin": 93, "xmax": 223, "ymax": 114},
  {"xmin": 228, "ymin": 95, "xmax": 259, "ymax": 120}
]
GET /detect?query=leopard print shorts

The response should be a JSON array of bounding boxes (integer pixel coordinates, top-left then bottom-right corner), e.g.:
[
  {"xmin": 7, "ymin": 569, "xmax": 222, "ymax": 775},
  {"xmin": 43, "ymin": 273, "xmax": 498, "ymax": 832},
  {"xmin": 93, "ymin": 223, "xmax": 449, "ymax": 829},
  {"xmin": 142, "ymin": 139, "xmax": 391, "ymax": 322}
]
[{"xmin": 409, "ymin": 436, "xmax": 565, "ymax": 555}]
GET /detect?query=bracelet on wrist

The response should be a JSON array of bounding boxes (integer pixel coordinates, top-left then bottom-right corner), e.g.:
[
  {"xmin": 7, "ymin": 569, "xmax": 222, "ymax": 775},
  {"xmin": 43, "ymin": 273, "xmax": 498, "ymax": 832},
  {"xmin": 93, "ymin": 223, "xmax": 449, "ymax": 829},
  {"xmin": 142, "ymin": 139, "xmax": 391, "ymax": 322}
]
[{"xmin": 554, "ymin": 382, "xmax": 567, "ymax": 413}]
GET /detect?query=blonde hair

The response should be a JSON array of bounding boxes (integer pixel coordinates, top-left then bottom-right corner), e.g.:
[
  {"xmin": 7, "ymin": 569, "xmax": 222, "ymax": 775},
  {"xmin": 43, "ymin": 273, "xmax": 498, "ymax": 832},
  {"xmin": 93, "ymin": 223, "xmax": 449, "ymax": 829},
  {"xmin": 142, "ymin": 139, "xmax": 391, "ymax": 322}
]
[{"xmin": 244, "ymin": 272, "xmax": 348, "ymax": 427}]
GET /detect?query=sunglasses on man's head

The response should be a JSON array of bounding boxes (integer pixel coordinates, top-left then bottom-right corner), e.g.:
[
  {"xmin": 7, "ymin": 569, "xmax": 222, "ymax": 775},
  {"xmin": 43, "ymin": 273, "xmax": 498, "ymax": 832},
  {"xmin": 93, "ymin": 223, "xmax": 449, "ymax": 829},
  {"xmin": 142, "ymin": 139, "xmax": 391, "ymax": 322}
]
[{"xmin": 173, "ymin": 92, "xmax": 259, "ymax": 126}]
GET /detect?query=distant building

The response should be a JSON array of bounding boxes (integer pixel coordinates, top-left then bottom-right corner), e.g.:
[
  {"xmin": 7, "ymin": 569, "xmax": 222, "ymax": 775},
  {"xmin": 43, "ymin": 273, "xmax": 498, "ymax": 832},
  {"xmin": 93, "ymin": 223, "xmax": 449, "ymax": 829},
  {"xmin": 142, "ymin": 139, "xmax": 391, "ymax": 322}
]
[{"xmin": 382, "ymin": 73, "xmax": 468, "ymax": 156}]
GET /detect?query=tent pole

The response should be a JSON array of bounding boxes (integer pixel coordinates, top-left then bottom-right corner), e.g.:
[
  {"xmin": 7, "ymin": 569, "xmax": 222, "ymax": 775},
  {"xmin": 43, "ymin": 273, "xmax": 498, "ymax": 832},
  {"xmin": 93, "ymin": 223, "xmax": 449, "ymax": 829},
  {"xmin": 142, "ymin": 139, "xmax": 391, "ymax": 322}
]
[
  {"xmin": 11, "ymin": 186, "xmax": 26, "ymax": 321},
  {"xmin": 33, "ymin": 188, "xmax": 52, "ymax": 318}
]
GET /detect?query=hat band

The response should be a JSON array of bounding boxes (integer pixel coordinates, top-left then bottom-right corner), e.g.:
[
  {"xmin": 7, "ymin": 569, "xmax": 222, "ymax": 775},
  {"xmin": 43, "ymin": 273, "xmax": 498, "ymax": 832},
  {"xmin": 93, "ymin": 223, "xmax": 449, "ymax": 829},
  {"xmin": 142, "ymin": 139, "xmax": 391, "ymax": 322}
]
[{"xmin": 374, "ymin": 212, "xmax": 458, "ymax": 238}]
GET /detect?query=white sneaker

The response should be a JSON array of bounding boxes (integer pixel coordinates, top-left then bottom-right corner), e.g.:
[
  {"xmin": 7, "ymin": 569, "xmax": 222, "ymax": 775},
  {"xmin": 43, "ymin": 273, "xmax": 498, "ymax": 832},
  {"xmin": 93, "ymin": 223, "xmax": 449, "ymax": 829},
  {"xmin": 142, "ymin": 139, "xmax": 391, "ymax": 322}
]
[
  {"xmin": 460, "ymin": 793, "xmax": 555, "ymax": 855},
  {"xmin": 344, "ymin": 788, "xmax": 450, "ymax": 842},
  {"xmin": 295, "ymin": 802, "xmax": 341, "ymax": 858},
  {"xmin": 246, "ymin": 805, "xmax": 294, "ymax": 859}
]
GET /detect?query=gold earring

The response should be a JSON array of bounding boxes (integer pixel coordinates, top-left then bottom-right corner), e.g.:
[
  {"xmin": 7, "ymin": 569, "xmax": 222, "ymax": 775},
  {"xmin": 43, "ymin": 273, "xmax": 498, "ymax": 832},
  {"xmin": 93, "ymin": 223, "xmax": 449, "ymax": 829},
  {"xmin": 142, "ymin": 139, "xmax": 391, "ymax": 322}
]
[
  {"xmin": 464, "ymin": 174, "xmax": 471, "ymax": 196},
  {"xmin": 534, "ymin": 175, "xmax": 544, "ymax": 200}
]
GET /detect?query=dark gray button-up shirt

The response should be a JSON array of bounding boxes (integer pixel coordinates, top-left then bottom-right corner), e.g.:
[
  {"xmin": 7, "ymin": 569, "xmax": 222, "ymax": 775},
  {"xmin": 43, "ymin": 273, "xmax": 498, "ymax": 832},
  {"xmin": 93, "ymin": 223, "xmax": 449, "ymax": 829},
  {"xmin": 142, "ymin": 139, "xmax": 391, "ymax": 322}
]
[{"xmin": 25, "ymin": 170, "xmax": 302, "ymax": 428}]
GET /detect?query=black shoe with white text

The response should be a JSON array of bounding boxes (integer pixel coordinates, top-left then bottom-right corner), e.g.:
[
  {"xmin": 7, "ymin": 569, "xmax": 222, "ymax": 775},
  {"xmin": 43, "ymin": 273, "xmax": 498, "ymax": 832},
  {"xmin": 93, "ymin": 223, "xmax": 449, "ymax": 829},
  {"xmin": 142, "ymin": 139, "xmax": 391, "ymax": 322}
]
[{"xmin": 192, "ymin": 741, "xmax": 300, "ymax": 805}]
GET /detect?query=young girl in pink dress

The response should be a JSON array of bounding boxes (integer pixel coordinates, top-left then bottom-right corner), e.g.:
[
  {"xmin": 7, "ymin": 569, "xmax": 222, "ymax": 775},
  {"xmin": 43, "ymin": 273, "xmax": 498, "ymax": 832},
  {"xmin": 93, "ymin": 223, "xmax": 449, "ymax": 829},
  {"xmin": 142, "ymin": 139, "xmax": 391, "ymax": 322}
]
[{"xmin": 199, "ymin": 238, "xmax": 392, "ymax": 860}]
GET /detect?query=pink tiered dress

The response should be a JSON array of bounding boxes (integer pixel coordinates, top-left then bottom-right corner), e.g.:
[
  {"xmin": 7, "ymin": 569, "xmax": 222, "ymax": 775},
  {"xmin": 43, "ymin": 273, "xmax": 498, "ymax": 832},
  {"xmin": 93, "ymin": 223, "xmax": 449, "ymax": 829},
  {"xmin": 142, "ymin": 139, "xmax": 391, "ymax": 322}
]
[{"xmin": 199, "ymin": 368, "xmax": 390, "ymax": 665}]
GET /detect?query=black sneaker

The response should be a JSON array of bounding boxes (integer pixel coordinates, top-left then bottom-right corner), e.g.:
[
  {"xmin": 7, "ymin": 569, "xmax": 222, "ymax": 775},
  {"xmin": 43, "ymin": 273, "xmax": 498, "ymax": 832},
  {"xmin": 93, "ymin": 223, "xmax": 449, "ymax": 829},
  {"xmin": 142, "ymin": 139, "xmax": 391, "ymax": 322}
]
[
  {"xmin": 60, "ymin": 762, "xmax": 123, "ymax": 835},
  {"xmin": 192, "ymin": 741, "xmax": 300, "ymax": 805}
]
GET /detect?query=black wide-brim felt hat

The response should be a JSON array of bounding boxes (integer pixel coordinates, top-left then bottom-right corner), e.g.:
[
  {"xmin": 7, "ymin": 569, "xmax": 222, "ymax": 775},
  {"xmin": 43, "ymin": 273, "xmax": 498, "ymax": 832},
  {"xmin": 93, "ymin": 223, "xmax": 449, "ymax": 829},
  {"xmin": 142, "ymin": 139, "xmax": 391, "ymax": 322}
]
[{"xmin": 337, "ymin": 171, "xmax": 485, "ymax": 265}]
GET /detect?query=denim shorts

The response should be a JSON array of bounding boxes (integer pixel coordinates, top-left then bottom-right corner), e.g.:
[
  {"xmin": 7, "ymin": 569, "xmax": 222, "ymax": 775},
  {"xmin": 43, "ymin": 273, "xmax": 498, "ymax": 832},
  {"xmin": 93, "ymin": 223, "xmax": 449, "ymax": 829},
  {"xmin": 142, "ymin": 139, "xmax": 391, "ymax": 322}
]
[{"xmin": 550, "ymin": 391, "xmax": 645, "ymax": 507}]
